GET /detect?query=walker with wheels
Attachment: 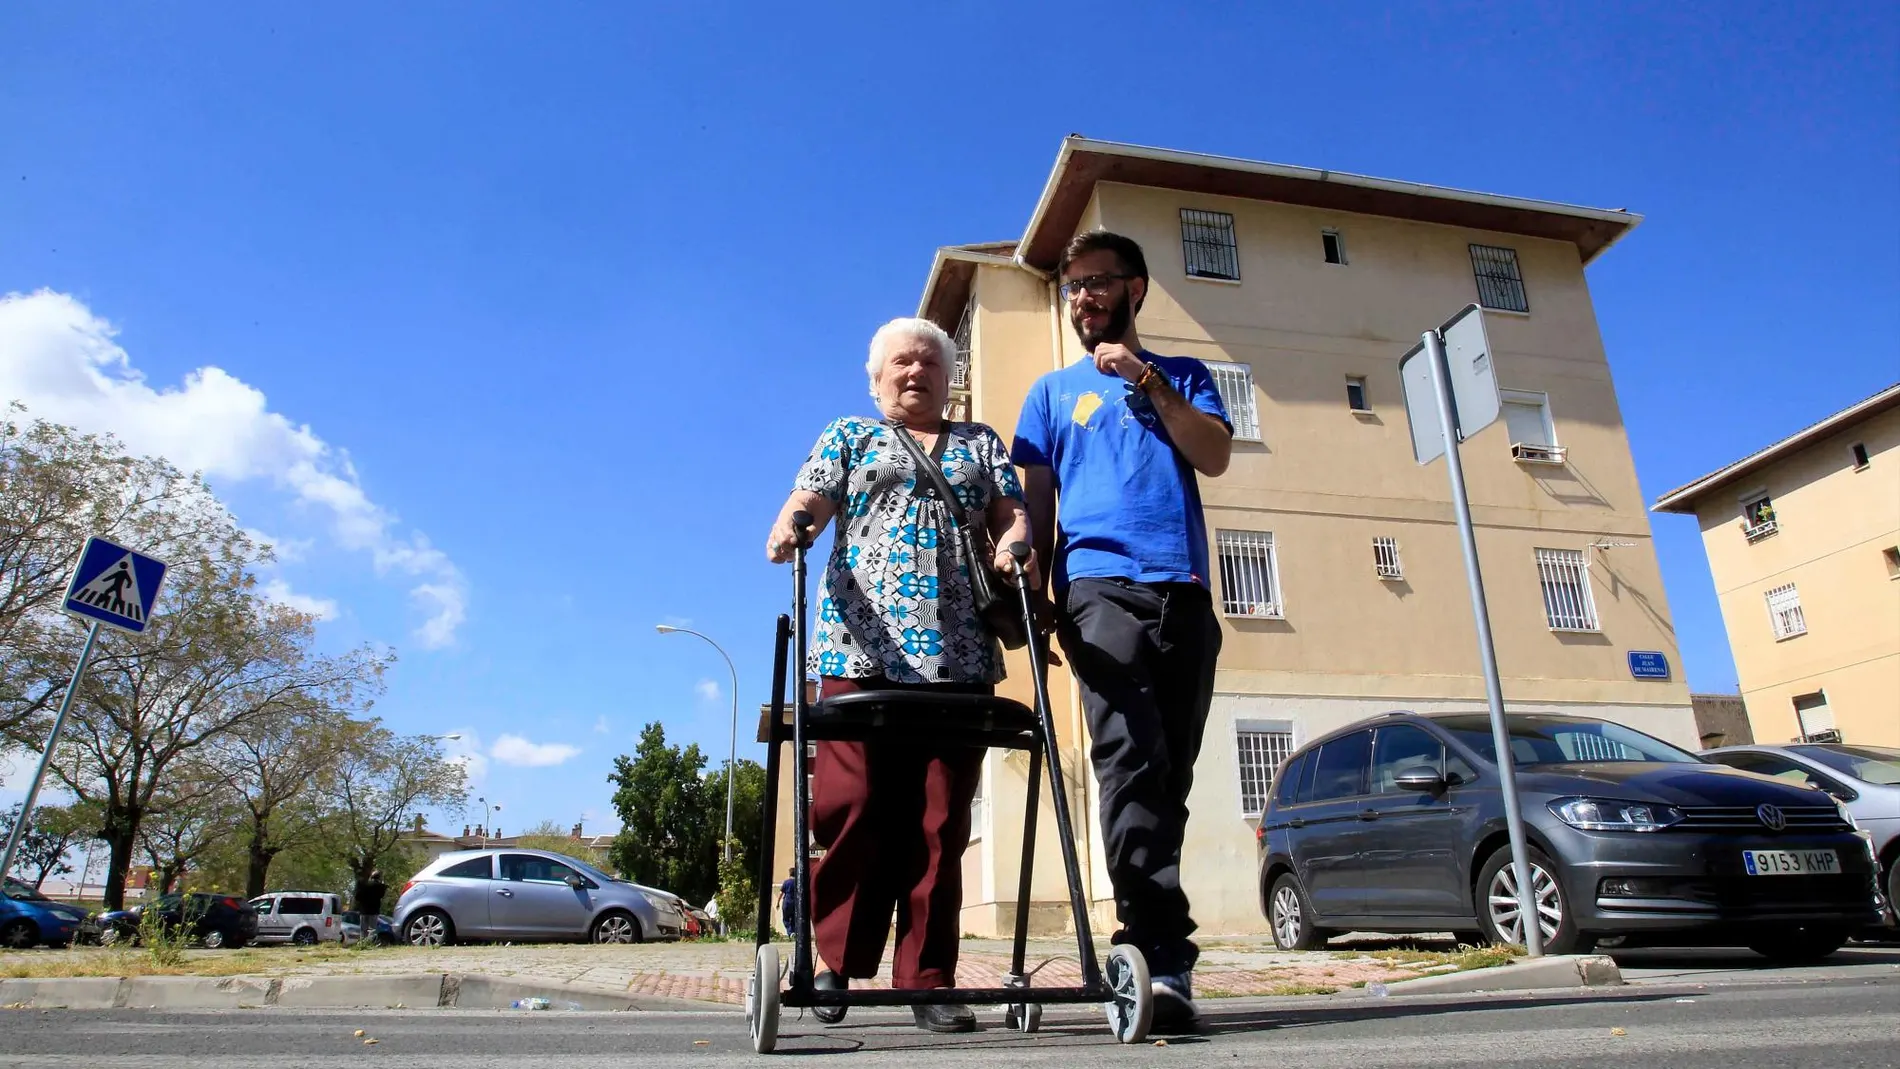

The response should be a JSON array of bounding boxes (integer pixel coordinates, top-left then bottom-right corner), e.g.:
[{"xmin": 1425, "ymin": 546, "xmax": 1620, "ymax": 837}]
[{"xmin": 743, "ymin": 511, "xmax": 1153, "ymax": 1053}]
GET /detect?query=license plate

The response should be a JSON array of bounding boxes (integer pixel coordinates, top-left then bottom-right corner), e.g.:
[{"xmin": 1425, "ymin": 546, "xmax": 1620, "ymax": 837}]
[{"xmin": 1742, "ymin": 849, "xmax": 1839, "ymax": 876}]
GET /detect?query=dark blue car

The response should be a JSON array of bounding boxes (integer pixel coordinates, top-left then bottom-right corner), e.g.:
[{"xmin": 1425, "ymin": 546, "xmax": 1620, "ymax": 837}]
[{"xmin": 2, "ymin": 878, "xmax": 88, "ymax": 948}]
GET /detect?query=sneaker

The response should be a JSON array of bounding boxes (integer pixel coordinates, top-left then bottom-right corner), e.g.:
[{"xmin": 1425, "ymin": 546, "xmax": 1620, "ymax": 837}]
[
  {"xmin": 912, "ymin": 1002, "xmax": 977, "ymax": 1033},
  {"xmin": 1149, "ymin": 972, "xmax": 1202, "ymax": 1034},
  {"xmin": 813, "ymin": 969, "xmax": 847, "ymax": 1024}
]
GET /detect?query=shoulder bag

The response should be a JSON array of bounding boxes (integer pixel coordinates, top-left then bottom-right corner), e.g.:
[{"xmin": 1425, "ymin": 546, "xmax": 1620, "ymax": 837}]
[{"xmin": 887, "ymin": 421, "xmax": 1028, "ymax": 650}]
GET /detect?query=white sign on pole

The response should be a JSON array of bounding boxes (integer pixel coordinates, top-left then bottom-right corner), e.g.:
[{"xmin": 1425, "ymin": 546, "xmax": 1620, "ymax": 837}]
[{"xmin": 1399, "ymin": 304, "xmax": 1501, "ymax": 465}]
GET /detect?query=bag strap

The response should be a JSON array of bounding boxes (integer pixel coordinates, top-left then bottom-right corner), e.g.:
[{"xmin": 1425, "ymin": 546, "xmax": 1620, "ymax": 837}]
[{"xmin": 887, "ymin": 420, "xmax": 975, "ymax": 532}]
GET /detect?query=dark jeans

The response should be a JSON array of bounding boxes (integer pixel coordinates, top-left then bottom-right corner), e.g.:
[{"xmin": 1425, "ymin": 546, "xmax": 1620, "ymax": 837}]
[
  {"xmin": 809, "ymin": 675, "xmax": 987, "ymax": 988},
  {"xmin": 1058, "ymin": 578, "xmax": 1222, "ymax": 977}
]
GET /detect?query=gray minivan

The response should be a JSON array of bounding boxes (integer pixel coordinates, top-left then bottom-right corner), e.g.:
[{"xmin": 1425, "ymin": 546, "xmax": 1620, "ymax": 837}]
[
  {"xmin": 1257, "ymin": 712, "xmax": 1880, "ymax": 961},
  {"xmin": 392, "ymin": 848, "xmax": 684, "ymax": 946}
]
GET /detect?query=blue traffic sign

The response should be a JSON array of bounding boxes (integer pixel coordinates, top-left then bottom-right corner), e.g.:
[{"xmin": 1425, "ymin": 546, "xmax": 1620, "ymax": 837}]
[
  {"xmin": 1627, "ymin": 651, "xmax": 1671, "ymax": 681},
  {"xmin": 63, "ymin": 536, "xmax": 169, "ymax": 634}
]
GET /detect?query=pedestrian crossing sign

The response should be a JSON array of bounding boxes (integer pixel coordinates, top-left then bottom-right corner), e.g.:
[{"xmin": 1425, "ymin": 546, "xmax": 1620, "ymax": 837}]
[{"xmin": 63, "ymin": 536, "xmax": 170, "ymax": 634}]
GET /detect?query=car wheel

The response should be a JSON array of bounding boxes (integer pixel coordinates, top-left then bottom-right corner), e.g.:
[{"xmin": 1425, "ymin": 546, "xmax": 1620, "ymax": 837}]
[
  {"xmin": 1267, "ymin": 872, "xmax": 1328, "ymax": 951},
  {"xmin": 591, "ymin": 911, "xmax": 642, "ymax": 945},
  {"xmin": 292, "ymin": 928, "xmax": 318, "ymax": 947},
  {"xmin": 1884, "ymin": 857, "xmax": 1899, "ymax": 930},
  {"xmin": 1477, "ymin": 846, "xmax": 1583, "ymax": 955},
  {"xmin": 201, "ymin": 928, "xmax": 228, "ymax": 949},
  {"xmin": 404, "ymin": 909, "xmax": 454, "ymax": 948},
  {"xmin": 0, "ymin": 919, "xmax": 38, "ymax": 950},
  {"xmin": 1748, "ymin": 925, "xmax": 1849, "ymax": 964}
]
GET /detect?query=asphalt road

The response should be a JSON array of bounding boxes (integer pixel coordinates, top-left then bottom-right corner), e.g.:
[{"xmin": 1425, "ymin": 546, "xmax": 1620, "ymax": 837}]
[{"xmin": 2, "ymin": 974, "xmax": 1896, "ymax": 1069}]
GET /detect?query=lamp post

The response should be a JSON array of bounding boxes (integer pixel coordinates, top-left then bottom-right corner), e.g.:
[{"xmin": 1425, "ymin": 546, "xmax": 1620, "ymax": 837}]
[
  {"xmin": 476, "ymin": 797, "xmax": 500, "ymax": 846},
  {"xmin": 655, "ymin": 625, "xmax": 740, "ymax": 864}
]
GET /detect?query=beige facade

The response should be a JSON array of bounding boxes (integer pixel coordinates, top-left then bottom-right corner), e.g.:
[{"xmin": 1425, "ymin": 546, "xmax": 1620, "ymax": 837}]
[{"xmin": 1654, "ymin": 384, "xmax": 1900, "ymax": 748}]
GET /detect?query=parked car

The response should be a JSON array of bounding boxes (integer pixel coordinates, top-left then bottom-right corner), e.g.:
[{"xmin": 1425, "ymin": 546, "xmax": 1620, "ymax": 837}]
[
  {"xmin": 684, "ymin": 904, "xmax": 714, "ymax": 939},
  {"xmin": 1257, "ymin": 712, "xmax": 1882, "ymax": 962},
  {"xmin": 249, "ymin": 891, "xmax": 346, "ymax": 946},
  {"xmin": 1, "ymin": 878, "xmax": 88, "ymax": 949},
  {"xmin": 392, "ymin": 849, "xmax": 685, "ymax": 947},
  {"xmin": 338, "ymin": 911, "xmax": 396, "ymax": 946},
  {"xmin": 83, "ymin": 892, "xmax": 259, "ymax": 949},
  {"xmin": 1703, "ymin": 742, "xmax": 1900, "ymax": 932}
]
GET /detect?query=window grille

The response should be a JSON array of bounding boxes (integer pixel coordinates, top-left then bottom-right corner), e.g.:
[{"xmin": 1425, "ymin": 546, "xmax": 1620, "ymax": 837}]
[
  {"xmin": 1373, "ymin": 537, "xmax": 1403, "ymax": 580},
  {"xmin": 1181, "ymin": 209, "xmax": 1240, "ymax": 281},
  {"xmin": 1469, "ymin": 243, "xmax": 1528, "ymax": 313},
  {"xmin": 1536, "ymin": 548, "xmax": 1598, "ymax": 630},
  {"xmin": 1236, "ymin": 728, "xmax": 1295, "ymax": 817},
  {"xmin": 1205, "ymin": 360, "xmax": 1260, "ymax": 441},
  {"xmin": 950, "ymin": 295, "xmax": 973, "ymax": 389},
  {"xmin": 1765, "ymin": 583, "xmax": 1807, "ymax": 640},
  {"xmin": 1217, "ymin": 530, "xmax": 1282, "ymax": 618}
]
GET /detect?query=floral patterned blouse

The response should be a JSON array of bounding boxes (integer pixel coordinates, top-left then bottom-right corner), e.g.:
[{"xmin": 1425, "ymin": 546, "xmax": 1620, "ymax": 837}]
[{"xmin": 793, "ymin": 416, "xmax": 1024, "ymax": 685}]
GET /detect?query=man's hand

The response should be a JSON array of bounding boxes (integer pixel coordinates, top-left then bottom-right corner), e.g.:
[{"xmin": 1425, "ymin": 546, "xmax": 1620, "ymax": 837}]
[{"xmin": 1092, "ymin": 342, "xmax": 1146, "ymax": 383}]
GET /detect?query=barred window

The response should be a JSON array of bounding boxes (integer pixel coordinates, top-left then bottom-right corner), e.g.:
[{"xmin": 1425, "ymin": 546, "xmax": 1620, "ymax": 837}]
[
  {"xmin": 950, "ymin": 294, "xmax": 973, "ymax": 390},
  {"xmin": 1181, "ymin": 209, "xmax": 1239, "ymax": 281},
  {"xmin": 1217, "ymin": 530, "xmax": 1282, "ymax": 618},
  {"xmin": 1765, "ymin": 583, "xmax": 1807, "ymax": 640},
  {"xmin": 1535, "ymin": 548, "xmax": 1598, "ymax": 631},
  {"xmin": 1236, "ymin": 721, "xmax": 1295, "ymax": 817},
  {"xmin": 1205, "ymin": 360, "xmax": 1260, "ymax": 441},
  {"xmin": 1373, "ymin": 537, "xmax": 1403, "ymax": 580},
  {"xmin": 1469, "ymin": 244, "xmax": 1528, "ymax": 313}
]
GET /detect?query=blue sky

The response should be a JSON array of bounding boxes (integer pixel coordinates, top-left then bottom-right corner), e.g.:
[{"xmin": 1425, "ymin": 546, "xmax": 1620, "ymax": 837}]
[{"xmin": 3, "ymin": 2, "xmax": 1895, "ymax": 835}]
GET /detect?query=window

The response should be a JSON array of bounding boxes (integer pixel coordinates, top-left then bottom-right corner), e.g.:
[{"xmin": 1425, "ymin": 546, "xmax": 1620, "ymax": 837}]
[
  {"xmin": 1765, "ymin": 583, "xmax": 1807, "ymax": 640},
  {"xmin": 1535, "ymin": 548, "xmax": 1599, "ymax": 631},
  {"xmin": 1373, "ymin": 536, "xmax": 1403, "ymax": 581},
  {"xmin": 1216, "ymin": 529, "xmax": 1283, "ymax": 618},
  {"xmin": 1741, "ymin": 493, "xmax": 1777, "ymax": 542},
  {"xmin": 1322, "ymin": 229, "xmax": 1347, "ymax": 265},
  {"xmin": 1275, "ymin": 751, "xmax": 1310, "ymax": 808},
  {"xmin": 1708, "ymin": 752, "xmax": 1847, "ymax": 795},
  {"xmin": 1346, "ymin": 375, "xmax": 1370, "ymax": 412},
  {"xmin": 1884, "ymin": 546, "xmax": 1900, "ymax": 579},
  {"xmin": 1205, "ymin": 360, "xmax": 1260, "ymax": 440},
  {"xmin": 1792, "ymin": 692, "xmax": 1835, "ymax": 742},
  {"xmin": 279, "ymin": 897, "xmax": 324, "ymax": 916},
  {"xmin": 951, "ymin": 294, "xmax": 974, "ymax": 390},
  {"xmin": 1235, "ymin": 719, "xmax": 1295, "ymax": 817},
  {"xmin": 1469, "ymin": 243, "xmax": 1528, "ymax": 313},
  {"xmin": 1501, "ymin": 389, "xmax": 1563, "ymax": 461},
  {"xmin": 440, "ymin": 857, "xmax": 493, "ymax": 880},
  {"xmin": 1851, "ymin": 442, "xmax": 1870, "ymax": 469},
  {"xmin": 1308, "ymin": 731, "xmax": 1372, "ymax": 801},
  {"xmin": 500, "ymin": 854, "xmax": 580, "ymax": 884},
  {"xmin": 1371, "ymin": 725, "xmax": 1445, "ymax": 793},
  {"xmin": 1180, "ymin": 208, "xmax": 1239, "ymax": 281}
]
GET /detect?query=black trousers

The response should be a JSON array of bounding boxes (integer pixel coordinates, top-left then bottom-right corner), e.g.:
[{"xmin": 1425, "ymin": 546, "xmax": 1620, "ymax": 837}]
[{"xmin": 1058, "ymin": 578, "xmax": 1222, "ymax": 977}]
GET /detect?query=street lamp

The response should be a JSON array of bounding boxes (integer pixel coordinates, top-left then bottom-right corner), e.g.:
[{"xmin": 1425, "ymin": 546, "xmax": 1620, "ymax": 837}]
[
  {"xmin": 435, "ymin": 733, "xmax": 463, "ymax": 741},
  {"xmin": 476, "ymin": 796, "xmax": 501, "ymax": 846},
  {"xmin": 655, "ymin": 625, "xmax": 740, "ymax": 864}
]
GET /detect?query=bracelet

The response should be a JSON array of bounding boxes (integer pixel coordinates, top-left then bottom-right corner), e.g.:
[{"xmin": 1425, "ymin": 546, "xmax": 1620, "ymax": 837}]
[{"xmin": 1135, "ymin": 363, "xmax": 1163, "ymax": 394}]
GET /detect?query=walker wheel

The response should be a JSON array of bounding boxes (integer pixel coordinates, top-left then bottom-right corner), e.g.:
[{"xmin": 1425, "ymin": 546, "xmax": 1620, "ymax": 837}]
[
  {"xmin": 1003, "ymin": 1001, "xmax": 1042, "ymax": 1033},
  {"xmin": 1103, "ymin": 944, "xmax": 1152, "ymax": 1044},
  {"xmin": 747, "ymin": 944, "xmax": 780, "ymax": 1054}
]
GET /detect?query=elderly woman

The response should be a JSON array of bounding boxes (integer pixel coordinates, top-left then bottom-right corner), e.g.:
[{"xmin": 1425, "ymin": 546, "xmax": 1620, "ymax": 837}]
[{"xmin": 766, "ymin": 316, "xmax": 1036, "ymax": 1034}]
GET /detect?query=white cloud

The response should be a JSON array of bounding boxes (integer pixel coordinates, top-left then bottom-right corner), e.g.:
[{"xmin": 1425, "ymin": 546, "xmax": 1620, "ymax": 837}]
[
  {"xmin": 243, "ymin": 527, "xmax": 312, "ymax": 563},
  {"xmin": 491, "ymin": 734, "xmax": 581, "ymax": 768},
  {"xmin": 0, "ymin": 289, "xmax": 468, "ymax": 649},
  {"xmin": 592, "ymin": 715, "xmax": 610, "ymax": 735},
  {"xmin": 695, "ymin": 678, "xmax": 721, "ymax": 703},
  {"xmin": 259, "ymin": 578, "xmax": 339, "ymax": 621},
  {"xmin": 442, "ymin": 733, "xmax": 489, "ymax": 784}
]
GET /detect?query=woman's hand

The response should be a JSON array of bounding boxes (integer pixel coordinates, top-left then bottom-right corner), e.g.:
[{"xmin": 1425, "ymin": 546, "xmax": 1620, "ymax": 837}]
[
  {"xmin": 766, "ymin": 511, "xmax": 819, "ymax": 563},
  {"xmin": 992, "ymin": 544, "xmax": 1041, "ymax": 591}
]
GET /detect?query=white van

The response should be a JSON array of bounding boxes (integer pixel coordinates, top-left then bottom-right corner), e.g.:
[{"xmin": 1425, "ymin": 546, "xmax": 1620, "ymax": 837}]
[{"xmin": 249, "ymin": 891, "xmax": 346, "ymax": 945}]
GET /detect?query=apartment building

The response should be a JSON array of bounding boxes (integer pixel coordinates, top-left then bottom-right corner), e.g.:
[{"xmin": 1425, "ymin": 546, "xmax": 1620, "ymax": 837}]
[{"xmin": 1653, "ymin": 383, "xmax": 1900, "ymax": 747}]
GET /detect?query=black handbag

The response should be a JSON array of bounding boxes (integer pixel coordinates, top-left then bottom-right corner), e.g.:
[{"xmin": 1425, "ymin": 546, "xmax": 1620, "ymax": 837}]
[{"xmin": 887, "ymin": 421, "xmax": 1028, "ymax": 650}]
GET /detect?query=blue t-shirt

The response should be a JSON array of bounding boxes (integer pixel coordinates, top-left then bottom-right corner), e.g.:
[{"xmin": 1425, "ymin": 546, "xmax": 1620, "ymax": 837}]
[{"xmin": 1011, "ymin": 353, "xmax": 1231, "ymax": 592}]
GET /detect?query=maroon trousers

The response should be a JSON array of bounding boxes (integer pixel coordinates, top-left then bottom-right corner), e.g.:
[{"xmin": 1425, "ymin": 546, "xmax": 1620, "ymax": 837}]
[{"xmin": 809, "ymin": 676, "xmax": 986, "ymax": 989}]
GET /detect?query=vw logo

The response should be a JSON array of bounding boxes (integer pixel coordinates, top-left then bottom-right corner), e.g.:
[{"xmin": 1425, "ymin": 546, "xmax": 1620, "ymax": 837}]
[{"xmin": 1757, "ymin": 803, "xmax": 1786, "ymax": 831}]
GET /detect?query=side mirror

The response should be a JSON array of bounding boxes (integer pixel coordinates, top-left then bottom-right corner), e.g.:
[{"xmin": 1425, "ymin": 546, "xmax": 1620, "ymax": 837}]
[
  {"xmin": 564, "ymin": 874, "xmax": 587, "ymax": 890},
  {"xmin": 1394, "ymin": 767, "xmax": 1447, "ymax": 793}
]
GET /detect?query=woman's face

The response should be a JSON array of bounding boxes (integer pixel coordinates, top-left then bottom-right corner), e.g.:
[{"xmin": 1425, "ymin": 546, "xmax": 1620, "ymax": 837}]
[{"xmin": 873, "ymin": 336, "xmax": 948, "ymax": 421}]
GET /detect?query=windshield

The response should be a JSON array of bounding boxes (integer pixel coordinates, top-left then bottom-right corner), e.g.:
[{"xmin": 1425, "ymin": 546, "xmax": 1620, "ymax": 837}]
[
  {"xmin": 1434, "ymin": 715, "xmax": 1699, "ymax": 767},
  {"xmin": 3, "ymin": 879, "xmax": 49, "ymax": 902},
  {"xmin": 1793, "ymin": 744, "xmax": 1900, "ymax": 786}
]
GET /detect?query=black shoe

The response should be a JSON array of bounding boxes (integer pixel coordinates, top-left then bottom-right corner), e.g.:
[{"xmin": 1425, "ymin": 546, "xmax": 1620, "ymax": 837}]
[
  {"xmin": 1149, "ymin": 974, "xmax": 1203, "ymax": 1035},
  {"xmin": 912, "ymin": 1002, "xmax": 977, "ymax": 1033},
  {"xmin": 813, "ymin": 970, "xmax": 847, "ymax": 1024}
]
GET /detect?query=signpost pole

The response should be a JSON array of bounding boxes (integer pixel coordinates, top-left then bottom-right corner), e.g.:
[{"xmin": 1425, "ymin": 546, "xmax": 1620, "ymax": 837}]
[
  {"xmin": 0, "ymin": 620, "xmax": 102, "ymax": 882},
  {"xmin": 1422, "ymin": 329, "xmax": 1545, "ymax": 957}
]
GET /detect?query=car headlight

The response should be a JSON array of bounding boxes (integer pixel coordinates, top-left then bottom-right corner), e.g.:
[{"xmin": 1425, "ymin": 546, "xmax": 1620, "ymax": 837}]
[
  {"xmin": 1834, "ymin": 799, "xmax": 1859, "ymax": 831},
  {"xmin": 1550, "ymin": 798, "xmax": 1684, "ymax": 832}
]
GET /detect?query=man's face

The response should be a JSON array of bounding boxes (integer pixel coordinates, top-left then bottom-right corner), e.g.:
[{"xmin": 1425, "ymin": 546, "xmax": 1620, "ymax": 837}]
[{"xmin": 1062, "ymin": 248, "xmax": 1142, "ymax": 350}]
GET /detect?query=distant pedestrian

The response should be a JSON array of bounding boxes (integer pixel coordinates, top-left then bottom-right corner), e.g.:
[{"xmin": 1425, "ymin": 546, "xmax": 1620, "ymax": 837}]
[
  {"xmin": 778, "ymin": 866, "xmax": 795, "ymax": 936},
  {"xmin": 357, "ymin": 869, "xmax": 388, "ymax": 918}
]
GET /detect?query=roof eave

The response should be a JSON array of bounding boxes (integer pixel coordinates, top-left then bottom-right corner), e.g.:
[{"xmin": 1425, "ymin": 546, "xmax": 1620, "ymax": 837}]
[{"xmin": 1651, "ymin": 382, "xmax": 1900, "ymax": 512}]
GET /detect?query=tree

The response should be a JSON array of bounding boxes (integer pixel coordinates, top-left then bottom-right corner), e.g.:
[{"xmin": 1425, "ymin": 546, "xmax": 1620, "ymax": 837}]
[
  {"xmin": 512, "ymin": 818, "xmax": 608, "ymax": 868},
  {"xmin": 136, "ymin": 780, "xmax": 240, "ymax": 894},
  {"xmin": 209, "ymin": 703, "xmax": 365, "ymax": 897},
  {"xmin": 607, "ymin": 723, "xmax": 714, "ymax": 900},
  {"xmin": 703, "ymin": 758, "xmax": 767, "ymax": 875},
  {"xmin": 322, "ymin": 726, "xmax": 467, "ymax": 908},
  {"xmin": 1, "ymin": 801, "xmax": 94, "ymax": 889}
]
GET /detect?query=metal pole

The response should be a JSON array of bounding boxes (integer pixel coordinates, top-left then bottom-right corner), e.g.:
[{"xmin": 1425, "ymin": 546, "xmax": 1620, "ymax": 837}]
[
  {"xmin": 0, "ymin": 621, "xmax": 101, "ymax": 883},
  {"xmin": 1423, "ymin": 329, "xmax": 1544, "ymax": 958},
  {"xmin": 656, "ymin": 628, "xmax": 740, "ymax": 863}
]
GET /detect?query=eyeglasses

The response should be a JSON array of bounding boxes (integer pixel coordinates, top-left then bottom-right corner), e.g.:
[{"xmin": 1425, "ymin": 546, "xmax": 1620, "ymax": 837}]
[{"xmin": 1058, "ymin": 274, "xmax": 1133, "ymax": 301}]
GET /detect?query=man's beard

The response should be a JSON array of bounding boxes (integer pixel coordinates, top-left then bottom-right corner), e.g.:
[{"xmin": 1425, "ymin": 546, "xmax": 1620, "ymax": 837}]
[{"xmin": 1071, "ymin": 291, "xmax": 1133, "ymax": 351}]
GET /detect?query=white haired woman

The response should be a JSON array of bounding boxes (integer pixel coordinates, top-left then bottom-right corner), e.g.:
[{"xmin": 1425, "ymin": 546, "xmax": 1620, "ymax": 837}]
[{"xmin": 765, "ymin": 316, "xmax": 1037, "ymax": 1033}]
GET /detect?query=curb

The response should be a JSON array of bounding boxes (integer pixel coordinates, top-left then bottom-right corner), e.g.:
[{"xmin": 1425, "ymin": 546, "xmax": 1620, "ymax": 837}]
[
  {"xmin": 0, "ymin": 973, "xmax": 718, "ymax": 1013},
  {"xmin": 1339, "ymin": 954, "xmax": 1623, "ymax": 998}
]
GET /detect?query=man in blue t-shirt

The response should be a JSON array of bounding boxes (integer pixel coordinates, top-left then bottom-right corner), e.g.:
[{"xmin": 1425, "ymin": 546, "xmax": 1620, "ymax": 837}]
[{"xmin": 1011, "ymin": 229, "xmax": 1232, "ymax": 1034}]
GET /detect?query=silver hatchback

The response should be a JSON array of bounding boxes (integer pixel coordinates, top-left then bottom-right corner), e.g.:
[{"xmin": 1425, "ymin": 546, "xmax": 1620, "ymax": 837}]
[{"xmin": 392, "ymin": 849, "xmax": 684, "ymax": 946}]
